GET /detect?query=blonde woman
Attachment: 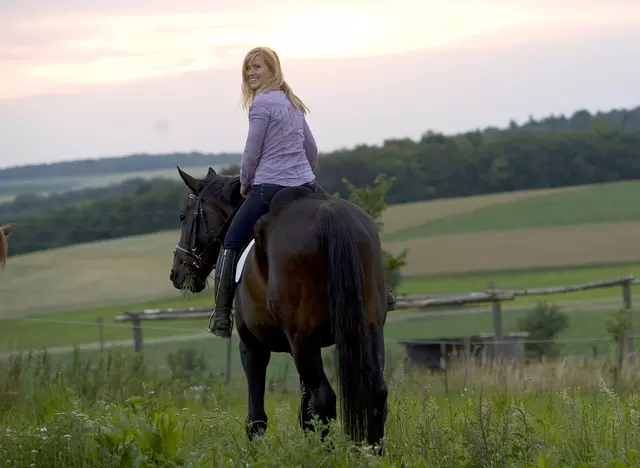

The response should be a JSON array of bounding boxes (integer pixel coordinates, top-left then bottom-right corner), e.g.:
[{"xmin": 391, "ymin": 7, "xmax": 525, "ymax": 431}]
[
  {"xmin": 0, "ymin": 222, "xmax": 15, "ymax": 270},
  {"xmin": 208, "ymin": 47, "xmax": 396, "ymax": 338}
]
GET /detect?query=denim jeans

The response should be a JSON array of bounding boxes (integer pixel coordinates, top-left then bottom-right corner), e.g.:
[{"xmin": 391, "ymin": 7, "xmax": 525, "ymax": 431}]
[{"xmin": 223, "ymin": 180, "xmax": 320, "ymax": 251}]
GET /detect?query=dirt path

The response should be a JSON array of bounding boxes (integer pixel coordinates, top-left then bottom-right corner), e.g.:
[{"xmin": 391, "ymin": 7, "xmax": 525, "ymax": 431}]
[{"xmin": 0, "ymin": 297, "xmax": 626, "ymax": 360}]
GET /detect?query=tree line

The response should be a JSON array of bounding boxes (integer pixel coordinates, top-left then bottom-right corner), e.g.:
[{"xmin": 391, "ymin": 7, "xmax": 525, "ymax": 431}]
[{"xmin": 5, "ymin": 105, "xmax": 640, "ymax": 256}]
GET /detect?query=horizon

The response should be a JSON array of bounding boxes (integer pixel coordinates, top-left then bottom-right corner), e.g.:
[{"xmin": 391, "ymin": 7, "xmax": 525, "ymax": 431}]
[{"xmin": 2, "ymin": 0, "xmax": 640, "ymax": 169}]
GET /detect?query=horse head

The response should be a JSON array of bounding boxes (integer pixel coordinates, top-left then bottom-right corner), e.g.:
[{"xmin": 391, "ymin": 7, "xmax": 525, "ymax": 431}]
[{"xmin": 169, "ymin": 167, "xmax": 243, "ymax": 293}]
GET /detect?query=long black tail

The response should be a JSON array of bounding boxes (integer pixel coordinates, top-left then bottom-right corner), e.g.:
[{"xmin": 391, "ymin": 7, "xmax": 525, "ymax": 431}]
[{"xmin": 317, "ymin": 204, "xmax": 376, "ymax": 442}]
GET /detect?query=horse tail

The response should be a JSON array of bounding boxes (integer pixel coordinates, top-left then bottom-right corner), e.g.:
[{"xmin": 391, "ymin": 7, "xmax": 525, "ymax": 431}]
[{"xmin": 318, "ymin": 204, "xmax": 375, "ymax": 442}]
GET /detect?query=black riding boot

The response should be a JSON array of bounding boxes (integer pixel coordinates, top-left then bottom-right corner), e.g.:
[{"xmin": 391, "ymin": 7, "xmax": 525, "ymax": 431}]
[{"xmin": 207, "ymin": 248, "xmax": 240, "ymax": 338}]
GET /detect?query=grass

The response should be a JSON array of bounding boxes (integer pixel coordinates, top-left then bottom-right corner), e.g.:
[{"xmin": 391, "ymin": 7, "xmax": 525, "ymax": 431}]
[
  {"xmin": 0, "ymin": 164, "xmax": 224, "ymax": 198},
  {"xmin": 0, "ymin": 230, "xmax": 209, "ymax": 318},
  {"xmin": 387, "ymin": 179, "xmax": 640, "ymax": 241},
  {"xmin": 3, "ymin": 344, "xmax": 640, "ymax": 466},
  {"xmin": 5, "ymin": 178, "xmax": 640, "ymax": 318},
  {"xmin": 5, "ymin": 226, "xmax": 640, "ymax": 318},
  {"xmin": 1, "ymin": 269, "xmax": 635, "ymax": 356},
  {"xmin": 379, "ymin": 184, "xmax": 583, "ymax": 235}
]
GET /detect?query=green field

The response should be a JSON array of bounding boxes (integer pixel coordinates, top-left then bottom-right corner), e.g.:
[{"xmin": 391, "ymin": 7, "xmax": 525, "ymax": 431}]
[
  {"xmin": 4, "ymin": 178, "xmax": 640, "ymax": 358},
  {"xmin": 0, "ymin": 164, "xmax": 226, "ymax": 200},
  {"xmin": 386, "ymin": 179, "xmax": 640, "ymax": 241},
  {"xmin": 2, "ymin": 340, "xmax": 639, "ymax": 467},
  {"xmin": 2, "ymin": 224, "xmax": 639, "ymax": 320}
]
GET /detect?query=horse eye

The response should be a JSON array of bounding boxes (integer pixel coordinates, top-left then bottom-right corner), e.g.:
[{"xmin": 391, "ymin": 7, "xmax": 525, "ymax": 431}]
[{"xmin": 180, "ymin": 213, "xmax": 185, "ymax": 222}]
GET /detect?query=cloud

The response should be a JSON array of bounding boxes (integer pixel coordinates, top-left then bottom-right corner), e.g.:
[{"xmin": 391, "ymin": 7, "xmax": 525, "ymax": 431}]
[{"xmin": 3, "ymin": 0, "xmax": 640, "ymax": 100}]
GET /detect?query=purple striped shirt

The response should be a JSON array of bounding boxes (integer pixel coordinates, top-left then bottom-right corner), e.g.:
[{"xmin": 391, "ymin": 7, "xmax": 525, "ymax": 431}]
[{"xmin": 239, "ymin": 90, "xmax": 318, "ymax": 187}]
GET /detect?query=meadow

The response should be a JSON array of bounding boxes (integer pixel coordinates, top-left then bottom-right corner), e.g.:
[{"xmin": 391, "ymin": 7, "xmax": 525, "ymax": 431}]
[
  {"xmin": 2, "ymin": 342, "xmax": 640, "ymax": 467},
  {"xmin": 4, "ymin": 178, "xmax": 640, "ymax": 465},
  {"xmin": 384, "ymin": 179, "xmax": 640, "ymax": 241},
  {"xmin": 5, "ymin": 179, "xmax": 640, "ymax": 317}
]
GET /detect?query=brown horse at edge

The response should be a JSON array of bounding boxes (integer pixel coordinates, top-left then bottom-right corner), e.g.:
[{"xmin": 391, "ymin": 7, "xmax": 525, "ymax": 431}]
[
  {"xmin": 169, "ymin": 167, "xmax": 389, "ymax": 450},
  {"xmin": 0, "ymin": 223, "xmax": 15, "ymax": 270}
]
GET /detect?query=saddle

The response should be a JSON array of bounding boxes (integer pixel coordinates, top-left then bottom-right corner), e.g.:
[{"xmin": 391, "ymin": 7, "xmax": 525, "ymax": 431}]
[{"xmin": 217, "ymin": 185, "xmax": 319, "ymax": 284}]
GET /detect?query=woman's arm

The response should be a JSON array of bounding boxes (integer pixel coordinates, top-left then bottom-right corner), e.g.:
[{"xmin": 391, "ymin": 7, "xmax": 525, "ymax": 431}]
[{"xmin": 240, "ymin": 102, "xmax": 270, "ymax": 186}]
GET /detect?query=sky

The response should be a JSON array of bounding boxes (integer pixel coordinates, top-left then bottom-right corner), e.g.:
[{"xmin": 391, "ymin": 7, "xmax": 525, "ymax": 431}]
[{"xmin": 1, "ymin": 0, "xmax": 640, "ymax": 169}]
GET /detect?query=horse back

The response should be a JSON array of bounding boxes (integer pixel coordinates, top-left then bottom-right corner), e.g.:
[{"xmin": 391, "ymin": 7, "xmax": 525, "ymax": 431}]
[{"xmin": 253, "ymin": 191, "xmax": 386, "ymax": 341}]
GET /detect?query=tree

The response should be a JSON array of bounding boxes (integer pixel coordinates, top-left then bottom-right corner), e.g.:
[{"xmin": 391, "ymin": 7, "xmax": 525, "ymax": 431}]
[
  {"xmin": 605, "ymin": 307, "xmax": 632, "ymax": 345},
  {"xmin": 517, "ymin": 301, "xmax": 569, "ymax": 360},
  {"xmin": 341, "ymin": 174, "xmax": 408, "ymax": 289}
]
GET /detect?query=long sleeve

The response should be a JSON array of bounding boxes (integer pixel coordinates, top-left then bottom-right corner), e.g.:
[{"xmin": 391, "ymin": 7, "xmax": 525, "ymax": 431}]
[
  {"xmin": 240, "ymin": 102, "xmax": 270, "ymax": 186},
  {"xmin": 302, "ymin": 119, "xmax": 318, "ymax": 171}
]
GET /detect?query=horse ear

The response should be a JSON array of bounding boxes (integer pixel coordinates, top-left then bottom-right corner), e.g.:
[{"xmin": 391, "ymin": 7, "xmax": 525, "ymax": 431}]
[
  {"xmin": 176, "ymin": 166, "xmax": 201, "ymax": 192},
  {"xmin": 207, "ymin": 167, "xmax": 216, "ymax": 176}
]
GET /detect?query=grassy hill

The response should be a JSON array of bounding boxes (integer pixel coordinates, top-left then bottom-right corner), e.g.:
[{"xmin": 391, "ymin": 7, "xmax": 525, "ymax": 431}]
[
  {"xmin": 4, "ymin": 180, "xmax": 640, "ymax": 320},
  {"xmin": 385, "ymin": 180, "xmax": 640, "ymax": 241}
]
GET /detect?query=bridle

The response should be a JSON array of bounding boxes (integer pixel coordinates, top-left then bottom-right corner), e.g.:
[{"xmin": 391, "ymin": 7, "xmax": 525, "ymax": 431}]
[{"xmin": 172, "ymin": 192, "xmax": 243, "ymax": 272}]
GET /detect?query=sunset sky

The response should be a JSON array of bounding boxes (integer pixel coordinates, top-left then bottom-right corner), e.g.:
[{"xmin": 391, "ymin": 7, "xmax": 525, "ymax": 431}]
[{"xmin": 2, "ymin": 0, "xmax": 640, "ymax": 168}]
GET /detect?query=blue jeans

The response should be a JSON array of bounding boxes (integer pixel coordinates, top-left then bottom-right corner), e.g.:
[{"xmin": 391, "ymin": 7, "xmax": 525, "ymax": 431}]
[{"xmin": 223, "ymin": 180, "xmax": 319, "ymax": 251}]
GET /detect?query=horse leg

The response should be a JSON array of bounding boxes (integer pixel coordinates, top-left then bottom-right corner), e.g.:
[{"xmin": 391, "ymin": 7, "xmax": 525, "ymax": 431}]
[
  {"xmin": 239, "ymin": 336, "xmax": 271, "ymax": 440},
  {"xmin": 292, "ymin": 345, "xmax": 337, "ymax": 439},
  {"xmin": 298, "ymin": 379, "xmax": 312, "ymax": 430},
  {"xmin": 368, "ymin": 324, "xmax": 389, "ymax": 454}
]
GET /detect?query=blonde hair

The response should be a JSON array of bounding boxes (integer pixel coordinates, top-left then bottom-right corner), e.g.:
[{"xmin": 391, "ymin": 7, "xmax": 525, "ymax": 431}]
[
  {"xmin": 0, "ymin": 230, "xmax": 7, "ymax": 270},
  {"xmin": 241, "ymin": 47, "xmax": 309, "ymax": 115}
]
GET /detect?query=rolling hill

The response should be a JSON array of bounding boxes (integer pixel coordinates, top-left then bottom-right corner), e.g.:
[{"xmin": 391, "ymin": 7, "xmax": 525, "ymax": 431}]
[{"xmin": 4, "ymin": 179, "xmax": 640, "ymax": 318}]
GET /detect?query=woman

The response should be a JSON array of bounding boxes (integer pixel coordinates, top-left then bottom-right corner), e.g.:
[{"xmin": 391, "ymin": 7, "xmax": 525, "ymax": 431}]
[{"xmin": 208, "ymin": 47, "xmax": 396, "ymax": 338}]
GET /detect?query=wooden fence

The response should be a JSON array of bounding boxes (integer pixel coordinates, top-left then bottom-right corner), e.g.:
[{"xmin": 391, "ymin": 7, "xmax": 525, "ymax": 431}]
[{"xmin": 114, "ymin": 274, "xmax": 638, "ymax": 384}]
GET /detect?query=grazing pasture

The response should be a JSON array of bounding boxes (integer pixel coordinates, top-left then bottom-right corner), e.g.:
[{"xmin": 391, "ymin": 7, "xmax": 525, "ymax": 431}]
[
  {"xmin": 1, "ymin": 342, "xmax": 639, "ymax": 467},
  {"xmin": 386, "ymin": 179, "xmax": 640, "ymax": 241},
  {"xmin": 5, "ymin": 180, "xmax": 640, "ymax": 317}
]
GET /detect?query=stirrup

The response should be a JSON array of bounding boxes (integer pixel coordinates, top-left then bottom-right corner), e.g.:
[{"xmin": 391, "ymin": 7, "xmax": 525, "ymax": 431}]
[
  {"xmin": 387, "ymin": 288, "xmax": 397, "ymax": 311},
  {"xmin": 207, "ymin": 308, "xmax": 234, "ymax": 338}
]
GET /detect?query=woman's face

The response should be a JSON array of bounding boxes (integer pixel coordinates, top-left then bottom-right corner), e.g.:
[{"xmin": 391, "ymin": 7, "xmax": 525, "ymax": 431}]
[{"xmin": 245, "ymin": 53, "xmax": 271, "ymax": 90}]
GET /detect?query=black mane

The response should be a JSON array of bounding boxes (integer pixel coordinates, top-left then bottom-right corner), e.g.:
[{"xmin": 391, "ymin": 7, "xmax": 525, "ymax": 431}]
[{"xmin": 202, "ymin": 172, "xmax": 242, "ymax": 207}]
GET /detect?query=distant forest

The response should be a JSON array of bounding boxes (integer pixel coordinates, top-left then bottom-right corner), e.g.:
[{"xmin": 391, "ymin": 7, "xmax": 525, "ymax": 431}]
[
  {"xmin": 4, "ymin": 105, "xmax": 640, "ymax": 256},
  {"xmin": 0, "ymin": 152, "xmax": 241, "ymax": 181}
]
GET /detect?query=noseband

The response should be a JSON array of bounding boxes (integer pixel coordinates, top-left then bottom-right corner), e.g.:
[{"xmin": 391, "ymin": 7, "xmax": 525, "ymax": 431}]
[{"xmin": 172, "ymin": 192, "xmax": 243, "ymax": 272}]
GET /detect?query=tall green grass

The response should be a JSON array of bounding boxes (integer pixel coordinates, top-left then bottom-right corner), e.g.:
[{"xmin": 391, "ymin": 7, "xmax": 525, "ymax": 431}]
[{"xmin": 2, "ymin": 347, "xmax": 640, "ymax": 467}]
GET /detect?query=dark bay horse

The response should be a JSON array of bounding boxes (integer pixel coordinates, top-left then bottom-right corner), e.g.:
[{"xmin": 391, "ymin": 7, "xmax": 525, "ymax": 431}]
[{"xmin": 169, "ymin": 167, "xmax": 389, "ymax": 448}]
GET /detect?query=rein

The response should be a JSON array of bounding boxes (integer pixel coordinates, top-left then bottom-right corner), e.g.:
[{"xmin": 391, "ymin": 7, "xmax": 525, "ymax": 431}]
[{"xmin": 172, "ymin": 193, "xmax": 245, "ymax": 271}]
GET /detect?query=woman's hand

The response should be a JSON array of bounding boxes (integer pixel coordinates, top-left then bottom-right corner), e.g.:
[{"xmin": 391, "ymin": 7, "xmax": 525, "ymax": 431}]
[{"xmin": 240, "ymin": 184, "xmax": 252, "ymax": 198}]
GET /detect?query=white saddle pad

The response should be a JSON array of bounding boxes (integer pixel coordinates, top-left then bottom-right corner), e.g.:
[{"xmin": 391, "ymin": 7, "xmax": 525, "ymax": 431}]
[{"xmin": 234, "ymin": 238, "xmax": 256, "ymax": 283}]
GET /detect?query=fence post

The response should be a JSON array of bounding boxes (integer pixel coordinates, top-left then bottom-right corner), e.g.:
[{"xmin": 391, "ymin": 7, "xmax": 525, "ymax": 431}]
[
  {"xmin": 128, "ymin": 312, "xmax": 143, "ymax": 352},
  {"xmin": 97, "ymin": 316, "xmax": 104, "ymax": 352},
  {"xmin": 622, "ymin": 280, "xmax": 634, "ymax": 360},
  {"xmin": 490, "ymin": 281, "xmax": 504, "ymax": 361}
]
